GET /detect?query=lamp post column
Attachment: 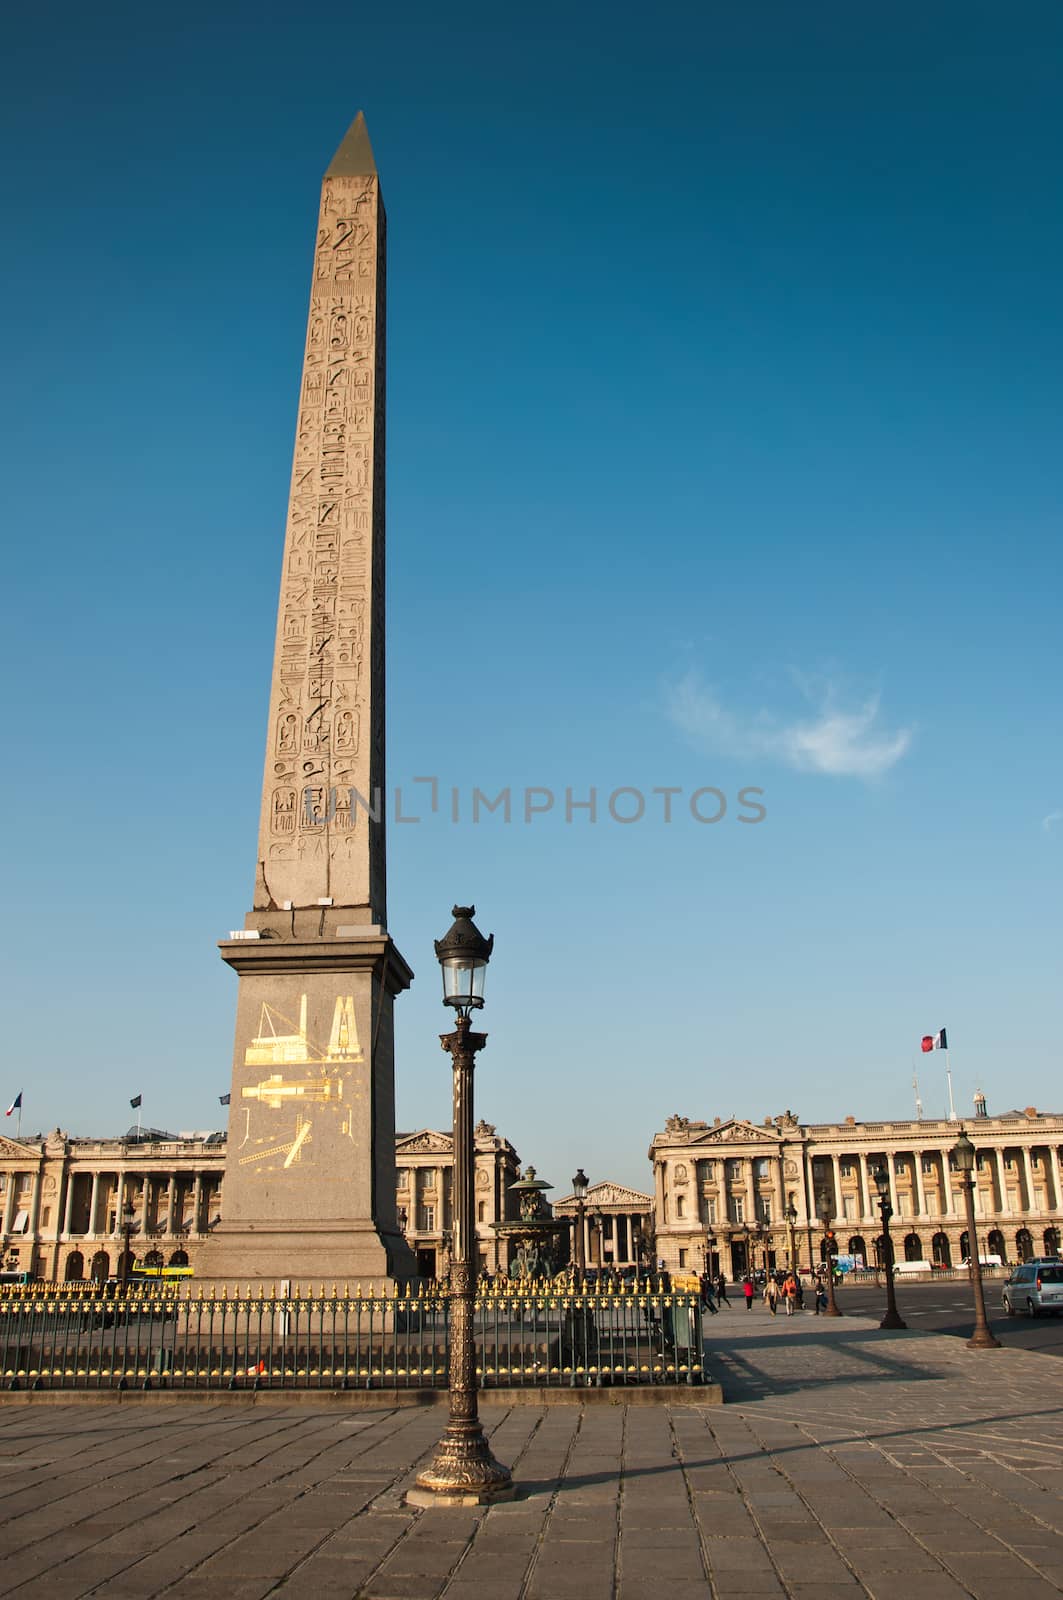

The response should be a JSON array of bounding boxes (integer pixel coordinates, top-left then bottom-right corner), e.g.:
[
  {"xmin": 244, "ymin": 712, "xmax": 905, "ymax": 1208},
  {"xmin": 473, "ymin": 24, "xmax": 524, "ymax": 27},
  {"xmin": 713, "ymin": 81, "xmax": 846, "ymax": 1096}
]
[
  {"xmin": 961, "ymin": 1171, "xmax": 1001, "ymax": 1348},
  {"xmin": 411, "ymin": 905, "xmax": 513, "ymax": 1506},
  {"xmin": 878, "ymin": 1195, "xmax": 906, "ymax": 1329}
]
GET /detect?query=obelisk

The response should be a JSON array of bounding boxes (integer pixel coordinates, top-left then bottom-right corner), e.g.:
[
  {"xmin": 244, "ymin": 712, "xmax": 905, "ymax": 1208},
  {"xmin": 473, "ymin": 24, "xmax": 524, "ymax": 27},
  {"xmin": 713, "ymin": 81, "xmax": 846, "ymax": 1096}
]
[{"xmin": 202, "ymin": 114, "xmax": 417, "ymax": 1287}]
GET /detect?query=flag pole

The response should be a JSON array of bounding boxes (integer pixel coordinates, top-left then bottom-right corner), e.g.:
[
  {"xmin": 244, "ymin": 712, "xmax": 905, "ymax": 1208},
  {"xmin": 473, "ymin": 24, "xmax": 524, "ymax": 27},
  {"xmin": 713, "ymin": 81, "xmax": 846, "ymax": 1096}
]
[
  {"xmin": 16, "ymin": 1100, "xmax": 22, "ymax": 1139},
  {"xmin": 137, "ymin": 1101, "xmax": 142, "ymax": 1138},
  {"xmin": 945, "ymin": 1050, "xmax": 956, "ymax": 1121}
]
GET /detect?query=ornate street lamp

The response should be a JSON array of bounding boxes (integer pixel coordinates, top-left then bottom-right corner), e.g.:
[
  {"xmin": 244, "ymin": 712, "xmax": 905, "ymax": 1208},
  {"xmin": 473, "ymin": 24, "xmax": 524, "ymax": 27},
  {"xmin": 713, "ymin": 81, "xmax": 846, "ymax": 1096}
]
[
  {"xmin": 871, "ymin": 1164, "xmax": 906, "ymax": 1330},
  {"xmin": 816, "ymin": 1190, "xmax": 842, "ymax": 1316},
  {"xmin": 120, "ymin": 1198, "xmax": 136, "ymax": 1288},
  {"xmin": 411, "ymin": 907, "xmax": 514, "ymax": 1506},
  {"xmin": 571, "ymin": 1168, "xmax": 588, "ymax": 1282},
  {"xmin": 784, "ymin": 1200, "xmax": 798, "ymax": 1272},
  {"xmin": 705, "ymin": 1232, "xmax": 717, "ymax": 1278},
  {"xmin": 951, "ymin": 1131, "xmax": 1002, "ymax": 1350}
]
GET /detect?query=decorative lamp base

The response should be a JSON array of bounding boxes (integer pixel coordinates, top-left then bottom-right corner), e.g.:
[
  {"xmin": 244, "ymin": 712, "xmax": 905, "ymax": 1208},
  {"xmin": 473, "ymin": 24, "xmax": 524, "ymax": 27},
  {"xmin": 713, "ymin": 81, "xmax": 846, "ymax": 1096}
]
[
  {"xmin": 966, "ymin": 1329, "xmax": 1002, "ymax": 1350},
  {"xmin": 409, "ymin": 1424, "xmax": 515, "ymax": 1505}
]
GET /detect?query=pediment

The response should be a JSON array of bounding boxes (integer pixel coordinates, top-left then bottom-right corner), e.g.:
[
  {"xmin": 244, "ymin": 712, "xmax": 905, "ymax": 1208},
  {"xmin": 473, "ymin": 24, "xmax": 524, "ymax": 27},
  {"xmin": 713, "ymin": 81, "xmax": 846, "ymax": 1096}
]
[
  {"xmin": 396, "ymin": 1129, "xmax": 453, "ymax": 1154},
  {"xmin": 689, "ymin": 1119, "xmax": 782, "ymax": 1145},
  {"xmin": 0, "ymin": 1135, "xmax": 36, "ymax": 1160},
  {"xmin": 556, "ymin": 1179, "xmax": 653, "ymax": 1208}
]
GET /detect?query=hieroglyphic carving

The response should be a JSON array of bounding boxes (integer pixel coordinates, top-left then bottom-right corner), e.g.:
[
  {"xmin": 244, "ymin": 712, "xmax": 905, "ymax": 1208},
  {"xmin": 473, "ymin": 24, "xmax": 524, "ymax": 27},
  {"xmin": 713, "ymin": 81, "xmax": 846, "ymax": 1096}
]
[{"xmin": 255, "ymin": 162, "xmax": 385, "ymax": 915}]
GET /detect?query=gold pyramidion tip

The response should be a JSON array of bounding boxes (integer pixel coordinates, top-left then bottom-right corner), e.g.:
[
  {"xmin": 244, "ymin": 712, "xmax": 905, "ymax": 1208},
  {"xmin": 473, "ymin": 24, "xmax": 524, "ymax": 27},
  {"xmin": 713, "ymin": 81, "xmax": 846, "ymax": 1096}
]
[{"xmin": 326, "ymin": 110, "xmax": 377, "ymax": 178}]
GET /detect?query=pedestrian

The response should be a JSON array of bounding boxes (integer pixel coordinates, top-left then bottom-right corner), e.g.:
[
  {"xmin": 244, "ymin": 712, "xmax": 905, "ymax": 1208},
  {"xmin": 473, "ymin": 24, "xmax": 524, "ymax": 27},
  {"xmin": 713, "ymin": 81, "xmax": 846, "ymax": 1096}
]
[
  {"xmin": 700, "ymin": 1272, "xmax": 718, "ymax": 1314},
  {"xmin": 765, "ymin": 1278, "xmax": 778, "ymax": 1316},
  {"xmin": 715, "ymin": 1272, "xmax": 731, "ymax": 1308},
  {"xmin": 742, "ymin": 1276, "xmax": 754, "ymax": 1311},
  {"xmin": 782, "ymin": 1274, "xmax": 797, "ymax": 1316},
  {"xmin": 815, "ymin": 1277, "xmax": 828, "ymax": 1315},
  {"xmin": 795, "ymin": 1275, "xmax": 805, "ymax": 1311}
]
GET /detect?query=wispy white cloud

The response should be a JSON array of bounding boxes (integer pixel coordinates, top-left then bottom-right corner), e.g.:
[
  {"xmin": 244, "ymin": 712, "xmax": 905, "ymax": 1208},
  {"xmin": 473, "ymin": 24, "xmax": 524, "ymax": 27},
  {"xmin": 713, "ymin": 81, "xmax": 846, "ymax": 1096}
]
[
  {"xmin": 1043, "ymin": 810, "xmax": 1063, "ymax": 835},
  {"xmin": 665, "ymin": 670, "xmax": 912, "ymax": 780}
]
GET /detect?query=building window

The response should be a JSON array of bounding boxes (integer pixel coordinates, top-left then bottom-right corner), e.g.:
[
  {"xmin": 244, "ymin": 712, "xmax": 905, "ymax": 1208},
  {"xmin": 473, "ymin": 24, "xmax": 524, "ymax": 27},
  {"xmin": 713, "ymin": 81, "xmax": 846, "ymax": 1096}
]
[
  {"xmin": 678, "ymin": 1249, "xmax": 688, "ymax": 1269},
  {"xmin": 703, "ymin": 1197, "xmax": 717, "ymax": 1225},
  {"xmin": 843, "ymin": 1195, "xmax": 856, "ymax": 1220},
  {"xmin": 757, "ymin": 1200, "xmax": 771, "ymax": 1224},
  {"xmin": 676, "ymin": 1195, "xmax": 685, "ymax": 1219},
  {"xmin": 753, "ymin": 1158, "xmax": 770, "ymax": 1179},
  {"xmin": 477, "ymin": 1201, "xmax": 485, "ymax": 1223},
  {"xmin": 1005, "ymin": 1157, "xmax": 1014, "ymax": 1170},
  {"xmin": 397, "ymin": 1169, "xmax": 408, "ymax": 1188},
  {"xmin": 840, "ymin": 1159, "xmax": 856, "ymax": 1178},
  {"xmin": 921, "ymin": 1158, "xmax": 936, "ymax": 1175},
  {"xmin": 419, "ymin": 1205, "xmax": 435, "ymax": 1232},
  {"xmin": 729, "ymin": 1197, "xmax": 744, "ymax": 1224},
  {"xmin": 726, "ymin": 1159, "xmax": 742, "ymax": 1180}
]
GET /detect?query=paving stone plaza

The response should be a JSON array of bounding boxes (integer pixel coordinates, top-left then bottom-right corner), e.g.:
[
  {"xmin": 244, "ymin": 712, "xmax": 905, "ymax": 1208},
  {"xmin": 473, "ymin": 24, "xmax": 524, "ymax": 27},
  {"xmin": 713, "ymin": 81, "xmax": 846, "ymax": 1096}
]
[{"xmin": 2, "ymin": 1310, "xmax": 1063, "ymax": 1597}]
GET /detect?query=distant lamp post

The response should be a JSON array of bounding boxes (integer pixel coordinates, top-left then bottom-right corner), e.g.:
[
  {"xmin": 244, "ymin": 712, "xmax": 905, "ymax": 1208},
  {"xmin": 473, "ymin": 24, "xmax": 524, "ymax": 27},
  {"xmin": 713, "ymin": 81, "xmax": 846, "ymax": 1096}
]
[
  {"xmin": 951, "ymin": 1131, "xmax": 1001, "ymax": 1350},
  {"xmin": 784, "ymin": 1200, "xmax": 798, "ymax": 1272},
  {"xmin": 411, "ymin": 906, "xmax": 514, "ymax": 1506},
  {"xmin": 593, "ymin": 1208, "xmax": 605, "ymax": 1270},
  {"xmin": 871, "ymin": 1164, "xmax": 906, "ymax": 1330},
  {"xmin": 571, "ymin": 1168, "xmax": 588, "ymax": 1282},
  {"xmin": 120, "ymin": 1198, "xmax": 136, "ymax": 1287},
  {"xmin": 816, "ymin": 1190, "xmax": 842, "ymax": 1316},
  {"xmin": 705, "ymin": 1233, "xmax": 717, "ymax": 1277}
]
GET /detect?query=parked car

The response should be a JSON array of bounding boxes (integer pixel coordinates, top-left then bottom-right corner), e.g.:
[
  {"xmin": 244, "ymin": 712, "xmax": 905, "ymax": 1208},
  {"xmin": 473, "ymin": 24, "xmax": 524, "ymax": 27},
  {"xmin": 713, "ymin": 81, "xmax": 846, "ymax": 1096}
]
[{"xmin": 1002, "ymin": 1262, "xmax": 1063, "ymax": 1317}]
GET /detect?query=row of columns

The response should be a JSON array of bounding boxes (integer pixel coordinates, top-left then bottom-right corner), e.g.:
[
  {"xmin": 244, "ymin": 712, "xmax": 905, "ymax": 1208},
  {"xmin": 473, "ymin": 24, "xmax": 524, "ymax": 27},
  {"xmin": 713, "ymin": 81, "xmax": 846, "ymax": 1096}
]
[
  {"xmin": 809, "ymin": 1145, "xmax": 1063, "ymax": 1226},
  {"xmin": 2, "ymin": 1169, "xmax": 218, "ymax": 1241}
]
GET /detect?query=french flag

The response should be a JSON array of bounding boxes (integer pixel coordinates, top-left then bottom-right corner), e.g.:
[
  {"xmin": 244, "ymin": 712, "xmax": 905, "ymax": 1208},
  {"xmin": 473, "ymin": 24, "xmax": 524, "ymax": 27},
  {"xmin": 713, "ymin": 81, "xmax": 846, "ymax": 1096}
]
[
  {"xmin": 920, "ymin": 1029, "xmax": 948, "ymax": 1053},
  {"xmin": 5, "ymin": 1091, "xmax": 22, "ymax": 1117}
]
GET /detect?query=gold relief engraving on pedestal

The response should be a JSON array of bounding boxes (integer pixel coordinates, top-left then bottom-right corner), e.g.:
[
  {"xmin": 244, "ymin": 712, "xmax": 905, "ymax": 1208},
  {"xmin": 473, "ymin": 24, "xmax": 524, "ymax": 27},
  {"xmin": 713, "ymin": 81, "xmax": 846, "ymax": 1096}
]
[{"xmin": 238, "ymin": 995, "xmax": 365, "ymax": 1176}]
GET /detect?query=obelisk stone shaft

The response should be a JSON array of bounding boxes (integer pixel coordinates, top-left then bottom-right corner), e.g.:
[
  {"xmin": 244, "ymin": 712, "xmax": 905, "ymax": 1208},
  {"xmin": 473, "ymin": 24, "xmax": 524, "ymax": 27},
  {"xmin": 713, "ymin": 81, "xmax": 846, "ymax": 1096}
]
[
  {"xmin": 254, "ymin": 109, "xmax": 386, "ymax": 925},
  {"xmin": 202, "ymin": 115, "xmax": 415, "ymax": 1289}
]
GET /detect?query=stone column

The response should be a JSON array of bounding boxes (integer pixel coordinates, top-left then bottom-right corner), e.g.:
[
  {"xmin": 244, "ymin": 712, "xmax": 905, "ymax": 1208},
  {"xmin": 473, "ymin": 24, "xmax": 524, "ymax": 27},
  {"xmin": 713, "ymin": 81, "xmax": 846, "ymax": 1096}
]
[
  {"xmin": 29, "ymin": 1169, "xmax": 43, "ymax": 1236},
  {"xmin": 829, "ymin": 1154, "xmax": 842, "ymax": 1220},
  {"xmin": 193, "ymin": 1174, "xmax": 203, "ymax": 1234},
  {"xmin": 744, "ymin": 1160, "xmax": 757, "ymax": 1226},
  {"xmin": 139, "ymin": 1176, "xmax": 149, "ymax": 1236},
  {"xmin": 63, "ymin": 1173, "xmax": 76, "ymax": 1237},
  {"xmin": 914, "ymin": 1151, "xmax": 927, "ymax": 1218},
  {"xmin": 1022, "ymin": 1147, "xmax": 1037, "ymax": 1213},
  {"xmin": 2, "ymin": 1176, "xmax": 17, "ymax": 1236},
  {"xmin": 772, "ymin": 1153, "xmax": 786, "ymax": 1226},
  {"xmin": 858, "ymin": 1155, "xmax": 873, "ymax": 1221},
  {"xmin": 114, "ymin": 1173, "xmax": 126, "ymax": 1234},
  {"xmin": 995, "ymin": 1149, "xmax": 1011, "ymax": 1214},
  {"xmin": 165, "ymin": 1175, "xmax": 177, "ymax": 1235},
  {"xmin": 89, "ymin": 1172, "xmax": 100, "ymax": 1236}
]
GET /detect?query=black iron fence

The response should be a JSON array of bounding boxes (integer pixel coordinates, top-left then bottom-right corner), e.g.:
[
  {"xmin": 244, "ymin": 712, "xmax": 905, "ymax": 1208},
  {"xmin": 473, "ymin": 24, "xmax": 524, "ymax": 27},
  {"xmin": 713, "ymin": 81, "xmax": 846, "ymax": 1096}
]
[{"xmin": 0, "ymin": 1283, "xmax": 703, "ymax": 1392}]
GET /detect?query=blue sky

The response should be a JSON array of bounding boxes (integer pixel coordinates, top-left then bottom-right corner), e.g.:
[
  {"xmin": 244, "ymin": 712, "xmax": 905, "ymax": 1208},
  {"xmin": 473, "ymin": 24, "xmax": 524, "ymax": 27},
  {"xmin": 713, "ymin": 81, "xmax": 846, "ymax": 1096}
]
[{"xmin": 1, "ymin": 2, "xmax": 1060, "ymax": 1192}]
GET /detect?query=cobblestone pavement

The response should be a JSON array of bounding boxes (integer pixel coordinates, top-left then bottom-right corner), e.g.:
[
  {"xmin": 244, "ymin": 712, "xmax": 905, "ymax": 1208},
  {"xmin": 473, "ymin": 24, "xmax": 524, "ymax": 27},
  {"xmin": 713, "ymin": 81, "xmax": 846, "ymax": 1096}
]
[{"xmin": 2, "ymin": 1309, "xmax": 1063, "ymax": 1598}]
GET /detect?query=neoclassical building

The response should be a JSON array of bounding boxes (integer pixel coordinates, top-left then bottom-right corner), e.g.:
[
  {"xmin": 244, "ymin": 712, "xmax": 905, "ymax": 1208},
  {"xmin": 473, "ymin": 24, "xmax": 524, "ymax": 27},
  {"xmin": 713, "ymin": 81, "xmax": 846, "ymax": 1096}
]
[
  {"xmin": 552, "ymin": 1180, "xmax": 654, "ymax": 1270},
  {"xmin": 0, "ymin": 1119, "xmax": 525, "ymax": 1284},
  {"xmin": 650, "ymin": 1104, "xmax": 1063, "ymax": 1279},
  {"xmin": 394, "ymin": 1121, "xmax": 522, "ymax": 1279}
]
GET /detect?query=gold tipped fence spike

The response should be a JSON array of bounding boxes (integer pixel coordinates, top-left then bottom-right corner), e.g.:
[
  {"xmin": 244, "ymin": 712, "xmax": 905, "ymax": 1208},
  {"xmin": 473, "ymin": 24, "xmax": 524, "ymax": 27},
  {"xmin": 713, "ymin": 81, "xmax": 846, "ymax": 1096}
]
[{"xmin": 344, "ymin": 1282, "xmax": 350, "ymax": 1297}]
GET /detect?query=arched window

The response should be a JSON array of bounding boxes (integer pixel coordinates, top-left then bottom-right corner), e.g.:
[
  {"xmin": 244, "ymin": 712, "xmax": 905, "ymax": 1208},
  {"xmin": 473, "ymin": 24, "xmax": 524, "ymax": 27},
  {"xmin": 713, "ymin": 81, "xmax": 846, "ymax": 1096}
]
[
  {"xmin": 90, "ymin": 1251, "xmax": 109, "ymax": 1283},
  {"xmin": 1016, "ymin": 1228, "xmax": 1033, "ymax": 1262},
  {"xmin": 169, "ymin": 1249, "xmax": 189, "ymax": 1267},
  {"xmin": 904, "ymin": 1232, "xmax": 922, "ymax": 1262},
  {"xmin": 144, "ymin": 1249, "xmax": 164, "ymax": 1268},
  {"xmin": 64, "ymin": 1251, "xmax": 84, "ymax": 1282},
  {"xmin": 931, "ymin": 1232, "xmax": 951, "ymax": 1267},
  {"xmin": 988, "ymin": 1229, "xmax": 1006, "ymax": 1261},
  {"xmin": 848, "ymin": 1236, "xmax": 867, "ymax": 1265},
  {"xmin": 1044, "ymin": 1227, "xmax": 1060, "ymax": 1257},
  {"xmin": 959, "ymin": 1230, "xmax": 970, "ymax": 1261}
]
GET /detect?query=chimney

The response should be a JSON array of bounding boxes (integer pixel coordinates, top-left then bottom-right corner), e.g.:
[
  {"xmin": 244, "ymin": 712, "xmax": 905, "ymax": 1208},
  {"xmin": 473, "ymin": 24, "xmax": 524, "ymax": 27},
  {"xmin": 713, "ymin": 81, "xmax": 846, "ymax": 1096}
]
[
  {"xmin": 1024, "ymin": 1106, "xmax": 1038, "ymax": 1119},
  {"xmin": 845, "ymin": 1115, "xmax": 856, "ymax": 1126}
]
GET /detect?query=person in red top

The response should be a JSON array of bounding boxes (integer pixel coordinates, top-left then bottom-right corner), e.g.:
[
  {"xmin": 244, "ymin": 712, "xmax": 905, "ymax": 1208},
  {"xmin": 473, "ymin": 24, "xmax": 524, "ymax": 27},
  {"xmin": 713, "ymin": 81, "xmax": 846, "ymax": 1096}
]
[{"xmin": 742, "ymin": 1276, "xmax": 755, "ymax": 1310}]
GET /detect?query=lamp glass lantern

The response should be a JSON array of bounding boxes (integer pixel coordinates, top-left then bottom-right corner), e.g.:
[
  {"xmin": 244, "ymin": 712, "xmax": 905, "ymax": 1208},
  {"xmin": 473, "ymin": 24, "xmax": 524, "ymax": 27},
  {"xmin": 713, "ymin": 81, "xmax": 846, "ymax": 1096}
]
[
  {"xmin": 951, "ymin": 1131, "xmax": 976, "ymax": 1174},
  {"xmin": 872, "ymin": 1163, "xmax": 890, "ymax": 1198},
  {"xmin": 816, "ymin": 1189, "xmax": 832, "ymax": 1225},
  {"xmin": 434, "ymin": 905, "xmax": 494, "ymax": 1015},
  {"xmin": 784, "ymin": 1201, "xmax": 797, "ymax": 1224},
  {"xmin": 572, "ymin": 1169, "xmax": 588, "ymax": 1200},
  {"xmin": 121, "ymin": 1200, "xmax": 136, "ymax": 1228}
]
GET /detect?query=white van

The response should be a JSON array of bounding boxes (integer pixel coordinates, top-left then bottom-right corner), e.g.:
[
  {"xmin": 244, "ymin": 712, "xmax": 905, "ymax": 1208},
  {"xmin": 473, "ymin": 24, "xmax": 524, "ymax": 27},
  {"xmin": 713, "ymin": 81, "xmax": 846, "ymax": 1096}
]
[{"xmin": 893, "ymin": 1259, "xmax": 935, "ymax": 1275}]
